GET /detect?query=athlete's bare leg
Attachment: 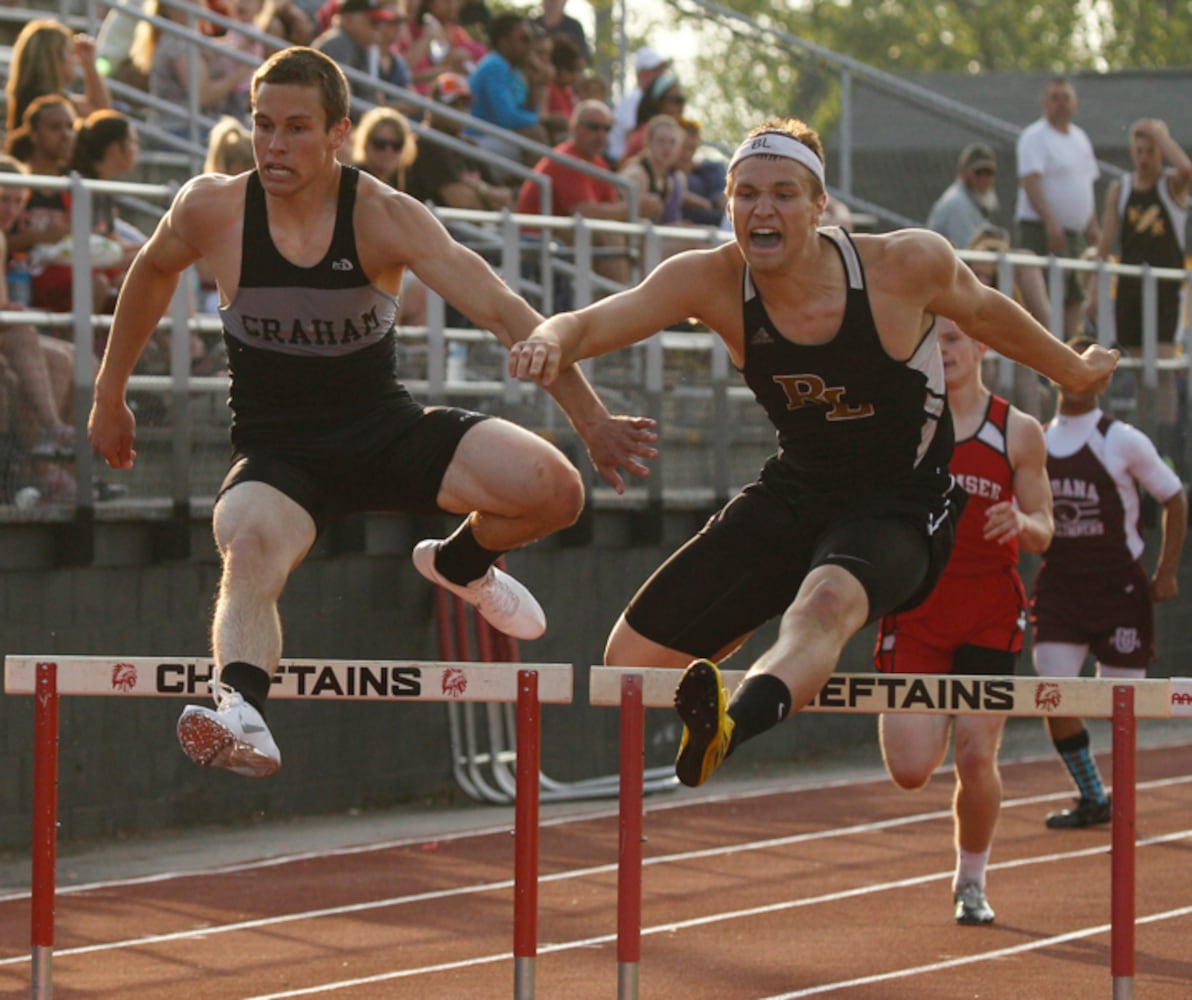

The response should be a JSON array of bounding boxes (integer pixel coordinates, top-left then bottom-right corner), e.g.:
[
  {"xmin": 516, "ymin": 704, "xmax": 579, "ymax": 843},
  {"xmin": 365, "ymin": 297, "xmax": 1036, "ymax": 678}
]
[
  {"xmin": 880, "ymin": 713, "xmax": 952, "ymax": 791},
  {"xmin": 436, "ymin": 418, "xmax": 584, "ymax": 552},
  {"xmin": 952, "ymin": 714, "xmax": 1006, "ymax": 854},
  {"xmin": 212, "ymin": 481, "xmax": 317, "ymax": 674},
  {"xmin": 744, "ymin": 564, "xmax": 869, "ymax": 709}
]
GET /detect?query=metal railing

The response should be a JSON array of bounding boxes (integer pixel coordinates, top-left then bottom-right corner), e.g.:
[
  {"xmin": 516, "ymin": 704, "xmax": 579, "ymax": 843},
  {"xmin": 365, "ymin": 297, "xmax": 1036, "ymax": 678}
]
[{"xmin": 0, "ymin": 172, "xmax": 1187, "ymax": 546}]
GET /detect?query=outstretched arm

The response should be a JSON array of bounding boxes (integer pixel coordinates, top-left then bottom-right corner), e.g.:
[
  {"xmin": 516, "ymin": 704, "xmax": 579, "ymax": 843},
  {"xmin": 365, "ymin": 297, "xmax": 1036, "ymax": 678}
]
[
  {"xmin": 508, "ymin": 246, "xmax": 738, "ymax": 385},
  {"xmin": 922, "ymin": 233, "xmax": 1118, "ymax": 391},
  {"xmin": 399, "ymin": 197, "xmax": 659, "ymax": 492}
]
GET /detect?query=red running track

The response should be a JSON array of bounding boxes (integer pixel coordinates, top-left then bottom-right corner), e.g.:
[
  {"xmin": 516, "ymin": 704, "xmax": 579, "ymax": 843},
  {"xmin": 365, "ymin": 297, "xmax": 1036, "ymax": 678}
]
[{"xmin": 1, "ymin": 742, "xmax": 1191, "ymax": 999}]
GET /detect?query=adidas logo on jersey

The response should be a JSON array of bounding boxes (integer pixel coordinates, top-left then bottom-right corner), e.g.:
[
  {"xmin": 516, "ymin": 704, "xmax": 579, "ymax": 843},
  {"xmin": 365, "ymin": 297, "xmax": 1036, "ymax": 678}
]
[
  {"xmin": 750, "ymin": 327, "xmax": 774, "ymax": 345},
  {"xmin": 331, "ymin": 258, "xmax": 354, "ymax": 271}
]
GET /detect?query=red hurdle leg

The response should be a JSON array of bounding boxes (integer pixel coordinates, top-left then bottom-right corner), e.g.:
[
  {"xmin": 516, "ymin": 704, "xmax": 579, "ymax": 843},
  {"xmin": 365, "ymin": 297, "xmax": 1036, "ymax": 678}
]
[
  {"xmin": 1110, "ymin": 684, "xmax": 1136, "ymax": 1000},
  {"xmin": 31, "ymin": 661, "xmax": 59, "ymax": 1000},
  {"xmin": 513, "ymin": 669, "xmax": 540, "ymax": 1000},
  {"xmin": 617, "ymin": 674, "xmax": 644, "ymax": 1000}
]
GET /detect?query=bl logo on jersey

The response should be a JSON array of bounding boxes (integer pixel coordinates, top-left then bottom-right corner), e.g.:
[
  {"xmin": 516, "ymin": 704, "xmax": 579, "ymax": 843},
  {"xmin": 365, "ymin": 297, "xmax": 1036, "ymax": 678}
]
[{"xmin": 771, "ymin": 373, "xmax": 875, "ymax": 421}]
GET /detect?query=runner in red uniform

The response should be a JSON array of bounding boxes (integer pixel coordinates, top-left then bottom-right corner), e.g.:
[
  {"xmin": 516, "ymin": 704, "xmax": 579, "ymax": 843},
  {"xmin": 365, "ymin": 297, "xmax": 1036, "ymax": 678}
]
[{"xmin": 875, "ymin": 318, "xmax": 1053, "ymax": 924}]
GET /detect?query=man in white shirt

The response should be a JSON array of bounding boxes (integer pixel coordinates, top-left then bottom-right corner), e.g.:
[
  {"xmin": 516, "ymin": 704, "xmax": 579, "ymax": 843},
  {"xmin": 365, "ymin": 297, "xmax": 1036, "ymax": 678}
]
[
  {"xmin": 608, "ymin": 45, "xmax": 669, "ymax": 165},
  {"xmin": 1014, "ymin": 76, "xmax": 1100, "ymax": 337}
]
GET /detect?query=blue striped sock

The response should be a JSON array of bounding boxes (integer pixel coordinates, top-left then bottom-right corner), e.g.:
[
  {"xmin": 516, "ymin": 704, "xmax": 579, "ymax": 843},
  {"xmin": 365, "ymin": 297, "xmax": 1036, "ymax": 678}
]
[{"xmin": 1054, "ymin": 729, "xmax": 1107, "ymax": 803}]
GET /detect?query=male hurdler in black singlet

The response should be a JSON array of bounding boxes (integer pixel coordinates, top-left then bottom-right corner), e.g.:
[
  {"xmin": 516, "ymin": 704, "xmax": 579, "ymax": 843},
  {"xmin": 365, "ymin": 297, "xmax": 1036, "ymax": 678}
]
[{"xmin": 509, "ymin": 116, "xmax": 1118, "ymax": 790}]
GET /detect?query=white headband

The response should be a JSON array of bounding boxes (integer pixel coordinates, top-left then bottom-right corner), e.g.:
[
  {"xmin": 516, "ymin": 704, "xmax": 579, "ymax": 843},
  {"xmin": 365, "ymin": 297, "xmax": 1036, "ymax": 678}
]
[{"xmin": 728, "ymin": 132, "xmax": 825, "ymax": 187}]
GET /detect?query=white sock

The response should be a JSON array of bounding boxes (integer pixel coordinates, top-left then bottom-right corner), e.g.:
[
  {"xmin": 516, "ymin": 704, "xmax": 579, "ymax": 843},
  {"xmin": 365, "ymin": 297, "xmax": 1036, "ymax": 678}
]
[{"xmin": 954, "ymin": 847, "xmax": 991, "ymax": 891}]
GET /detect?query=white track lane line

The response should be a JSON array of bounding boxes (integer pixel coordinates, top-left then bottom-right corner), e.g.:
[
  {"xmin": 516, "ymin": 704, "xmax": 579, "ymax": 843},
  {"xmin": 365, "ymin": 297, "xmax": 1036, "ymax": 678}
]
[
  {"xmin": 760, "ymin": 904, "xmax": 1192, "ymax": 999},
  {"xmin": 241, "ymin": 832, "xmax": 1192, "ymax": 1000}
]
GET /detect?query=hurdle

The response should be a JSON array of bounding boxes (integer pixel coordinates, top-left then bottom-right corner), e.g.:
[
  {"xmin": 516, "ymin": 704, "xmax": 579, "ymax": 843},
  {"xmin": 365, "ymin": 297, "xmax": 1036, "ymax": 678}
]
[
  {"xmin": 4, "ymin": 655, "xmax": 574, "ymax": 1000},
  {"xmin": 591, "ymin": 667, "xmax": 1192, "ymax": 1000}
]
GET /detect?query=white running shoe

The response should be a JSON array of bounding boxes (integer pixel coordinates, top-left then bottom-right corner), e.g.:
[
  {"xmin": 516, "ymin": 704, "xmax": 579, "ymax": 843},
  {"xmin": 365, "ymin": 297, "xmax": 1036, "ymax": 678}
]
[
  {"xmin": 177, "ymin": 682, "xmax": 281, "ymax": 778},
  {"xmin": 412, "ymin": 538, "xmax": 546, "ymax": 640}
]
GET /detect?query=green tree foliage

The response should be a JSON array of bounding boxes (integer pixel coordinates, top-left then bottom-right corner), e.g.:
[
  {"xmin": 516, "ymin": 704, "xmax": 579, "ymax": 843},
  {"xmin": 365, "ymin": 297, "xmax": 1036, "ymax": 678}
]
[{"xmin": 653, "ymin": 0, "xmax": 1187, "ymax": 147}]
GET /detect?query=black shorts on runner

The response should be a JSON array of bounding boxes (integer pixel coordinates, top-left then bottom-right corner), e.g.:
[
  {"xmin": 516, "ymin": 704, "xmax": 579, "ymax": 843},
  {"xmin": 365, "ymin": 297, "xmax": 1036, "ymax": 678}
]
[
  {"xmin": 217, "ymin": 399, "xmax": 490, "ymax": 535},
  {"xmin": 623, "ymin": 476, "xmax": 959, "ymax": 659}
]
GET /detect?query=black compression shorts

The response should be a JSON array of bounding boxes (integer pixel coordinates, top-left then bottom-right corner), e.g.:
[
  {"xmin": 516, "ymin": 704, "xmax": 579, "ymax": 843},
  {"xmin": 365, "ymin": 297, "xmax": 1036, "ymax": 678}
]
[
  {"xmin": 623, "ymin": 478, "xmax": 959, "ymax": 659},
  {"xmin": 217, "ymin": 401, "xmax": 490, "ymax": 536}
]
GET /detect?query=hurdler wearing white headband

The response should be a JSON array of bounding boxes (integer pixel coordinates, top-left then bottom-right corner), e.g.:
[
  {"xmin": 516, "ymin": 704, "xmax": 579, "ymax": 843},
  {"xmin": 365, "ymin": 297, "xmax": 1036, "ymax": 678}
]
[{"xmin": 727, "ymin": 131, "xmax": 826, "ymax": 188}]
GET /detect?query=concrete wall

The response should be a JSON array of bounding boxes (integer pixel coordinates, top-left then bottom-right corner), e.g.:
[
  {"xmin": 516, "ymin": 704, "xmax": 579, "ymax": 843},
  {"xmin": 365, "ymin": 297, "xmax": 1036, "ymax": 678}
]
[{"xmin": 1, "ymin": 508, "xmax": 1188, "ymax": 852}]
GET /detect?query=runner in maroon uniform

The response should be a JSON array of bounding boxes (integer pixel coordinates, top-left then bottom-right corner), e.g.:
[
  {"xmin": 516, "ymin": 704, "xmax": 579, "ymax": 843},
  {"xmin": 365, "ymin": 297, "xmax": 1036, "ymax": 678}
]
[
  {"xmin": 1032, "ymin": 335, "xmax": 1187, "ymax": 827},
  {"xmin": 875, "ymin": 319, "xmax": 1052, "ymax": 924},
  {"xmin": 509, "ymin": 117, "xmax": 1118, "ymax": 789}
]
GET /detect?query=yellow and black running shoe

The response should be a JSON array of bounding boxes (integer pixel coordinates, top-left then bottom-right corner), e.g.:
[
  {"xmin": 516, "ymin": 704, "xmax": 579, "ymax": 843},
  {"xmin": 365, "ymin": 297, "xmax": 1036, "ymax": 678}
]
[{"xmin": 674, "ymin": 659, "xmax": 734, "ymax": 788}]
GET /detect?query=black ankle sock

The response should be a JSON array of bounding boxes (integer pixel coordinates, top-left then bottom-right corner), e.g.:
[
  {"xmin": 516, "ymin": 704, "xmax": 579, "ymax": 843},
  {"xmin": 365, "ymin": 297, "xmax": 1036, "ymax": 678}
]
[
  {"xmin": 1053, "ymin": 729, "xmax": 1090, "ymax": 755},
  {"xmin": 434, "ymin": 520, "xmax": 506, "ymax": 586},
  {"xmin": 220, "ymin": 661, "xmax": 272, "ymax": 717},
  {"xmin": 727, "ymin": 674, "xmax": 792, "ymax": 752}
]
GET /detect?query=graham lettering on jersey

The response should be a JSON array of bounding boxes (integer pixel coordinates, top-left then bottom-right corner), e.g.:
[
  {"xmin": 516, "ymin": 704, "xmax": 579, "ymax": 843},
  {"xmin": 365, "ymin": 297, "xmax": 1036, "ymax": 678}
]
[
  {"xmin": 240, "ymin": 305, "xmax": 385, "ymax": 347},
  {"xmin": 770, "ymin": 373, "xmax": 876, "ymax": 420}
]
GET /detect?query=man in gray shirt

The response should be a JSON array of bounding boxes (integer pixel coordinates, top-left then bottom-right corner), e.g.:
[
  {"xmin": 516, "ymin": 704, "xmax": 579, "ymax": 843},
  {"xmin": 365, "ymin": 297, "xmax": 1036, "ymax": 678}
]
[{"xmin": 927, "ymin": 142, "xmax": 1000, "ymax": 249}]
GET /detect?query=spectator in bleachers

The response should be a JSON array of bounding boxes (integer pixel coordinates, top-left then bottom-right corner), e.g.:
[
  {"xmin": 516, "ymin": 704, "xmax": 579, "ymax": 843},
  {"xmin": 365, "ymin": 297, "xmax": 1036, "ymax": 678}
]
[
  {"xmin": 515, "ymin": 99, "xmax": 660, "ymax": 285},
  {"xmin": 574, "ymin": 69, "xmax": 608, "ymax": 103},
  {"xmin": 523, "ymin": 23, "xmax": 568, "ymax": 146},
  {"xmin": 405, "ymin": 73, "xmax": 511, "ymax": 211},
  {"xmin": 545, "ymin": 33, "xmax": 583, "ymax": 132},
  {"xmin": 132, "ymin": 0, "xmax": 255, "ymax": 135},
  {"xmin": 608, "ymin": 45, "xmax": 668, "ymax": 165},
  {"xmin": 533, "ymin": 0, "xmax": 588, "ymax": 61},
  {"xmin": 1087, "ymin": 117, "xmax": 1191, "ymax": 461},
  {"xmin": 313, "ymin": 0, "xmax": 404, "ymax": 110},
  {"xmin": 1015, "ymin": 75, "xmax": 1100, "ymax": 338},
  {"xmin": 402, "ymin": 0, "xmax": 482, "ymax": 94},
  {"xmin": 250, "ymin": 0, "xmax": 317, "ymax": 46},
  {"xmin": 204, "ymin": 115, "xmax": 256, "ymax": 175},
  {"xmin": 621, "ymin": 71, "xmax": 686, "ymax": 162},
  {"xmin": 967, "ymin": 223, "xmax": 1052, "ymax": 419},
  {"xmin": 619, "ymin": 114, "xmax": 685, "ymax": 225},
  {"xmin": 5, "ymin": 20, "xmax": 112, "ymax": 136},
  {"xmin": 69, "ymin": 110, "xmax": 147, "ymax": 314},
  {"xmin": 927, "ymin": 142, "xmax": 1001, "ymax": 250},
  {"xmin": 372, "ymin": 0, "xmax": 414, "ymax": 97},
  {"xmin": 675, "ymin": 118, "xmax": 726, "ymax": 228},
  {"xmin": 4, "ymin": 95, "xmax": 79, "ymax": 314},
  {"xmin": 0, "ymin": 156, "xmax": 77, "ymax": 504},
  {"xmin": 350, "ymin": 106, "xmax": 417, "ymax": 190},
  {"xmin": 469, "ymin": 12, "xmax": 558, "ymax": 169}
]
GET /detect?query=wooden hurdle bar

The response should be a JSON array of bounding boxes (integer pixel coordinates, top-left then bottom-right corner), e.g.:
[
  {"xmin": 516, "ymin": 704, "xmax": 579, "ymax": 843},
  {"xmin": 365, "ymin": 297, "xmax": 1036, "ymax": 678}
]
[
  {"xmin": 590, "ymin": 668, "xmax": 1192, "ymax": 1000},
  {"xmin": 4, "ymin": 655, "xmax": 574, "ymax": 1000}
]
